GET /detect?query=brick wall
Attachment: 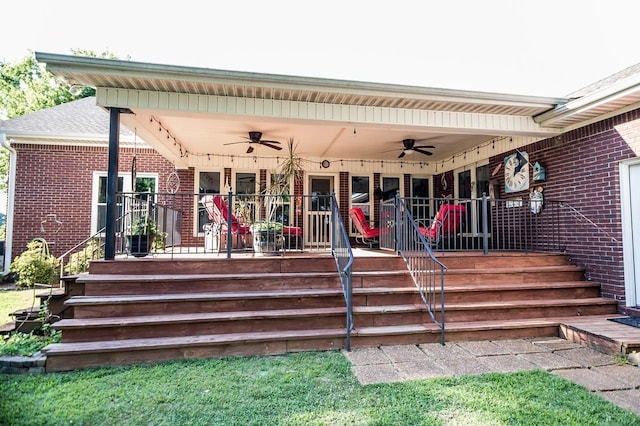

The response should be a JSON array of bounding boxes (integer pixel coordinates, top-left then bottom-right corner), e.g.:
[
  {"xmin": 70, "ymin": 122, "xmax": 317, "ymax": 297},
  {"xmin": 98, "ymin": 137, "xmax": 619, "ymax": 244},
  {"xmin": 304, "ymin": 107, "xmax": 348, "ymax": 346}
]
[
  {"xmin": 11, "ymin": 144, "xmax": 174, "ymax": 258},
  {"xmin": 488, "ymin": 110, "xmax": 640, "ymax": 308}
]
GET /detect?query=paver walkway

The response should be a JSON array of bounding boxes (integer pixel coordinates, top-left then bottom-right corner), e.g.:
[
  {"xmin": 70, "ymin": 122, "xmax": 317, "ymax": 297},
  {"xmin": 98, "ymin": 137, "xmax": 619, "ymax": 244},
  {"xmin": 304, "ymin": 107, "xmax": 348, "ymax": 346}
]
[{"xmin": 343, "ymin": 337, "xmax": 640, "ymax": 416}]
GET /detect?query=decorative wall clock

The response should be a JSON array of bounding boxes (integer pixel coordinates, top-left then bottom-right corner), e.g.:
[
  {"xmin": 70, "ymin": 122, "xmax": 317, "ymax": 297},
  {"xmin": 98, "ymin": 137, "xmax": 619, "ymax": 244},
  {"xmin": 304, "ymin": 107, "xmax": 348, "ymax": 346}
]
[{"xmin": 504, "ymin": 151, "xmax": 529, "ymax": 193}]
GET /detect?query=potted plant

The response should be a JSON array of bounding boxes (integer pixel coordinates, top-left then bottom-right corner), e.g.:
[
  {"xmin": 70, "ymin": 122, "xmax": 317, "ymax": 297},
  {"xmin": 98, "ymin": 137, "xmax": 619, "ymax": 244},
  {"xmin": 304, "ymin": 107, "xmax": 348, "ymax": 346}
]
[
  {"xmin": 250, "ymin": 221, "xmax": 284, "ymax": 255},
  {"xmin": 126, "ymin": 215, "xmax": 159, "ymax": 257},
  {"xmin": 257, "ymin": 138, "xmax": 306, "ymax": 251}
]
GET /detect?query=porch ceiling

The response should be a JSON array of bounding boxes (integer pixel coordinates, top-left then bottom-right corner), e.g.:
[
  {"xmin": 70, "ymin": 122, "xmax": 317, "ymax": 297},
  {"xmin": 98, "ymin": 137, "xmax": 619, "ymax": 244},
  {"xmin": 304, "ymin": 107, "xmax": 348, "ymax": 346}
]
[{"xmin": 36, "ymin": 52, "xmax": 571, "ymax": 165}]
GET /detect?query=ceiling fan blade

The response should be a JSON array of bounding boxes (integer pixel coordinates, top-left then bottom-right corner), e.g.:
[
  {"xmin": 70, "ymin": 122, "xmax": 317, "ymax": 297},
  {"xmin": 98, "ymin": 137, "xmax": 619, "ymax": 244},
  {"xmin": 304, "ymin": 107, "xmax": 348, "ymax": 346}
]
[
  {"xmin": 260, "ymin": 139, "xmax": 281, "ymax": 144},
  {"xmin": 398, "ymin": 151, "xmax": 406, "ymax": 159},
  {"xmin": 414, "ymin": 148, "xmax": 433, "ymax": 156},
  {"xmin": 259, "ymin": 141, "xmax": 283, "ymax": 150},
  {"xmin": 224, "ymin": 140, "xmax": 251, "ymax": 146},
  {"xmin": 246, "ymin": 146, "xmax": 254, "ymax": 154},
  {"xmin": 414, "ymin": 145, "xmax": 435, "ymax": 149}
]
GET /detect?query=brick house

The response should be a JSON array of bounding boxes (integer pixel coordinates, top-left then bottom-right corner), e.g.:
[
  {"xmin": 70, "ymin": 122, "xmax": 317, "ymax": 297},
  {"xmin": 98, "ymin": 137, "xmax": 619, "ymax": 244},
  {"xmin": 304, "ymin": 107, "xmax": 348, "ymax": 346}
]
[{"xmin": 1, "ymin": 53, "xmax": 639, "ymax": 317}]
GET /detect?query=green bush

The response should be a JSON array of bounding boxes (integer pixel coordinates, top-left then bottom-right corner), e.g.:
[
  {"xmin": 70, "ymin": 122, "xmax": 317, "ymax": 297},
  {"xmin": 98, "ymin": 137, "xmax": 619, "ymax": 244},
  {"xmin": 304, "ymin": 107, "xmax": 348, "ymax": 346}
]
[
  {"xmin": 64, "ymin": 239, "xmax": 103, "ymax": 275},
  {"xmin": 9, "ymin": 239, "xmax": 60, "ymax": 288}
]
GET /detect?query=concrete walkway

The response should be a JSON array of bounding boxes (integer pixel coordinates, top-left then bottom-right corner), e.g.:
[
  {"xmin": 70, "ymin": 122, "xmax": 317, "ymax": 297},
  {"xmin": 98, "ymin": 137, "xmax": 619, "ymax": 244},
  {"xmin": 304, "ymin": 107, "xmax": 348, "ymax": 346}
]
[{"xmin": 343, "ymin": 337, "xmax": 640, "ymax": 416}]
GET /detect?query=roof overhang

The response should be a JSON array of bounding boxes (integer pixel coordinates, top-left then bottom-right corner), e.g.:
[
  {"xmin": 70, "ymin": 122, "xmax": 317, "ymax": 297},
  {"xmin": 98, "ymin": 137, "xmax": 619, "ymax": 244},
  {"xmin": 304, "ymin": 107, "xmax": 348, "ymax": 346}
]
[{"xmin": 34, "ymin": 52, "xmax": 573, "ymax": 169}]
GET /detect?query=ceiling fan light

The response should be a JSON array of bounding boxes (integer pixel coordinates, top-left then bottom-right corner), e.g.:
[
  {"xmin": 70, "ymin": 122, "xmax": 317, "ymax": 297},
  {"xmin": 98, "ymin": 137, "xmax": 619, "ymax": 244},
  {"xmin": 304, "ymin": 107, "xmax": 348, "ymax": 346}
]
[{"xmin": 404, "ymin": 149, "xmax": 415, "ymax": 154}]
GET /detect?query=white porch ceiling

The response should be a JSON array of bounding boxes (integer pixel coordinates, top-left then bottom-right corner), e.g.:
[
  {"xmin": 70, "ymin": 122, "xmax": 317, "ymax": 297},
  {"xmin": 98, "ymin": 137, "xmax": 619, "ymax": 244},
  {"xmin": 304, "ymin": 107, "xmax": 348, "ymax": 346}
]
[{"xmin": 36, "ymin": 52, "xmax": 580, "ymax": 167}]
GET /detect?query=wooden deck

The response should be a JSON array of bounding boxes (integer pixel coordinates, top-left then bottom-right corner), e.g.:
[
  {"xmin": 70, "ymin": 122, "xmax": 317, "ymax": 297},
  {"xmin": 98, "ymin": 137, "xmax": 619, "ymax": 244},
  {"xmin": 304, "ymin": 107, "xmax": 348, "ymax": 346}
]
[
  {"xmin": 560, "ymin": 315, "xmax": 640, "ymax": 355},
  {"xmin": 40, "ymin": 250, "xmax": 638, "ymax": 372}
]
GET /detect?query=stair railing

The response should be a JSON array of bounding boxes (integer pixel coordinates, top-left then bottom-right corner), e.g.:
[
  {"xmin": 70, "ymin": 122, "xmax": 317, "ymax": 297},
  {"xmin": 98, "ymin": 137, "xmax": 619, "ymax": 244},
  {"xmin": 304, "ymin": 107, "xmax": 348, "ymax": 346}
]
[
  {"xmin": 393, "ymin": 194, "xmax": 447, "ymax": 345},
  {"xmin": 330, "ymin": 192, "xmax": 354, "ymax": 351},
  {"xmin": 58, "ymin": 230, "xmax": 106, "ymax": 279}
]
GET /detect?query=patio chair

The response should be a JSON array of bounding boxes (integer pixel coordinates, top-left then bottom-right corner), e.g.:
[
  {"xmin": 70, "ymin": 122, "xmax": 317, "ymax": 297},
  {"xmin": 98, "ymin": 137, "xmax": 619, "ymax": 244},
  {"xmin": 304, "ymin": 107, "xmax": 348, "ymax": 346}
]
[
  {"xmin": 419, "ymin": 203, "xmax": 466, "ymax": 247},
  {"xmin": 200, "ymin": 194, "xmax": 252, "ymax": 251},
  {"xmin": 349, "ymin": 207, "xmax": 379, "ymax": 248}
]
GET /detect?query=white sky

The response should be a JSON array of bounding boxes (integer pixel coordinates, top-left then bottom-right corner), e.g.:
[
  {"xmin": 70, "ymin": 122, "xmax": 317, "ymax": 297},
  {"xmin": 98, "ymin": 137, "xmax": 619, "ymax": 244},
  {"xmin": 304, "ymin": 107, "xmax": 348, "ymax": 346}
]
[{"xmin": 2, "ymin": 0, "xmax": 640, "ymax": 97}]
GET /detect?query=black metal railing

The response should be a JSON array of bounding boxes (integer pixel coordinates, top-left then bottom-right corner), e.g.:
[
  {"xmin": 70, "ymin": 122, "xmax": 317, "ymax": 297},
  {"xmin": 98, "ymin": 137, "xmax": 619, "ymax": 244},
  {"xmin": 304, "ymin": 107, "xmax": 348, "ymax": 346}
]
[
  {"xmin": 401, "ymin": 195, "xmax": 564, "ymax": 253},
  {"xmin": 330, "ymin": 192, "xmax": 354, "ymax": 351},
  {"xmin": 392, "ymin": 195, "xmax": 447, "ymax": 344}
]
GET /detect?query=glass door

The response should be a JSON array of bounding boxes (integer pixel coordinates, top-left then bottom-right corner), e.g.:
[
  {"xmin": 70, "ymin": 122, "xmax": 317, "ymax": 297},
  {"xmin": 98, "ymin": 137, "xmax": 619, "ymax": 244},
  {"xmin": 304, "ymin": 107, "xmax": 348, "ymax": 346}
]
[{"xmin": 307, "ymin": 175, "xmax": 333, "ymax": 246}]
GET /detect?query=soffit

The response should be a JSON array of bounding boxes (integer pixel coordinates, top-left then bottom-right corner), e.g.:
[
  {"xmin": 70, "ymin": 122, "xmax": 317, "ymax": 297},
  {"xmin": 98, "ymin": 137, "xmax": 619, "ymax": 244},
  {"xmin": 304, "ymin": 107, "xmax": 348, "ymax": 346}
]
[{"xmin": 36, "ymin": 52, "xmax": 564, "ymax": 118}]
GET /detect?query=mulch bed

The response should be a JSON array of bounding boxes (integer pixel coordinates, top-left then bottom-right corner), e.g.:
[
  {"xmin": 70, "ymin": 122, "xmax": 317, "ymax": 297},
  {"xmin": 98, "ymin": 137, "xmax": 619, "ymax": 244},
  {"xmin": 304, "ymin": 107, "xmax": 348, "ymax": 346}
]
[{"xmin": 608, "ymin": 317, "xmax": 640, "ymax": 329}]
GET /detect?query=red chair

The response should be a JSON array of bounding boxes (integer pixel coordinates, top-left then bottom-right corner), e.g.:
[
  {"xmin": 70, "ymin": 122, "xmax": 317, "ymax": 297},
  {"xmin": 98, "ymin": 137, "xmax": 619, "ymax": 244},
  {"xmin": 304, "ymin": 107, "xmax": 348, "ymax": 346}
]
[
  {"xmin": 200, "ymin": 195, "xmax": 252, "ymax": 250},
  {"xmin": 349, "ymin": 207, "xmax": 380, "ymax": 247},
  {"xmin": 420, "ymin": 203, "xmax": 466, "ymax": 246}
]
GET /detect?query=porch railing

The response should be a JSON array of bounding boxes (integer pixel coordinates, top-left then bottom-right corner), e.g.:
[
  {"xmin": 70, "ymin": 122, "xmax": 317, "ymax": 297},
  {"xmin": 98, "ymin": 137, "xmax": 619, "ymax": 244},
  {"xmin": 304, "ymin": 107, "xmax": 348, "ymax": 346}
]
[
  {"xmin": 329, "ymin": 192, "xmax": 354, "ymax": 351},
  {"xmin": 391, "ymin": 195, "xmax": 447, "ymax": 345},
  {"xmin": 401, "ymin": 195, "xmax": 565, "ymax": 253}
]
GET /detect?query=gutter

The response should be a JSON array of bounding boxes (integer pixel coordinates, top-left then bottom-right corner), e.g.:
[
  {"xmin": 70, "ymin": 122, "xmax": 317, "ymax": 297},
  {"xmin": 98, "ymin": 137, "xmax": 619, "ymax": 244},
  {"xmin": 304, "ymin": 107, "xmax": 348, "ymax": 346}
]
[{"xmin": 0, "ymin": 133, "xmax": 15, "ymax": 275}]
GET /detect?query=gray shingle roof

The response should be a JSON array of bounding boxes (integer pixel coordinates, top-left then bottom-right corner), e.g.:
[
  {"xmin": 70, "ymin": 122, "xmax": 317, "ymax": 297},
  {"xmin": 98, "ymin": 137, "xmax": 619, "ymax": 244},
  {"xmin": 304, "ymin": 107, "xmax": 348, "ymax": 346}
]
[{"xmin": 0, "ymin": 96, "xmax": 134, "ymax": 138}]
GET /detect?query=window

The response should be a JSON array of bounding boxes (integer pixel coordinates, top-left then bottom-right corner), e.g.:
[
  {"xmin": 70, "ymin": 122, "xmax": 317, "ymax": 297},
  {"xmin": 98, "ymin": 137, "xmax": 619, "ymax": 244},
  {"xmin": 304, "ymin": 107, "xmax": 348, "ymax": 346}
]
[
  {"xmin": 197, "ymin": 171, "xmax": 221, "ymax": 233},
  {"xmin": 411, "ymin": 177, "xmax": 430, "ymax": 221},
  {"xmin": 351, "ymin": 176, "xmax": 370, "ymax": 233},
  {"xmin": 92, "ymin": 173, "xmax": 157, "ymax": 234}
]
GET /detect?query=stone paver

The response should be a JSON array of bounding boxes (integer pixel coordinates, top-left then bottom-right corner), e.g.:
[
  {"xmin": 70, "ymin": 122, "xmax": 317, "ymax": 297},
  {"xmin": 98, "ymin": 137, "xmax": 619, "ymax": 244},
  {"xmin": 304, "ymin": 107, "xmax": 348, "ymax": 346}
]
[
  {"xmin": 477, "ymin": 354, "xmax": 541, "ymax": 373},
  {"xmin": 418, "ymin": 342, "xmax": 470, "ymax": 359},
  {"xmin": 519, "ymin": 351, "xmax": 583, "ymax": 370},
  {"xmin": 455, "ymin": 340, "xmax": 510, "ymax": 356},
  {"xmin": 592, "ymin": 364, "xmax": 640, "ymax": 388},
  {"xmin": 554, "ymin": 347, "xmax": 616, "ymax": 367},
  {"xmin": 432, "ymin": 354, "xmax": 494, "ymax": 376},
  {"xmin": 343, "ymin": 347, "xmax": 390, "ymax": 366},
  {"xmin": 351, "ymin": 364, "xmax": 403, "ymax": 385},
  {"xmin": 345, "ymin": 339, "xmax": 640, "ymax": 417},
  {"xmin": 597, "ymin": 389, "xmax": 640, "ymax": 416},
  {"xmin": 492, "ymin": 339, "xmax": 550, "ymax": 354},
  {"xmin": 531, "ymin": 337, "xmax": 582, "ymax": 351},
  {"xmin": 395, "ymin": 360, "xmax": 448, "ymax": 380},
  {"xmin": 553, "ymin": 368, "xmax": 631, "ymax": 392},
  {"xmin": 381, "ymin": 344, "xmax": 428, "ymax": 363}
]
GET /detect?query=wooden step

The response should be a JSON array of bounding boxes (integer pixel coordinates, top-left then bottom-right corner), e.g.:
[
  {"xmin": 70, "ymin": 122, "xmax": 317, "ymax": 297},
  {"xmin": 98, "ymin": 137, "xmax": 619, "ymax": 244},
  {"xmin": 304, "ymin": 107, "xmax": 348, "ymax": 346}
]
[
  {"xmin": 43, "ymin": 328, "xmax": 347, "ymax": 372},
  {"xmin": 78, "ymin": 272, "xmax": 342, "ymax": 296},
  {"xmin": 435, "ymin": 252, "xmax": 571, "ymax": 269},
  {"xmin": 66, "ymin": 289, "xmax": 346, "ymax": 318},
  {"xmin": 54, "ymin": 307, "xmax": 349, "ymax": 342},
  {"xmin": 440, "ymin": 298, "xmax": 618, "ymax": 322},
  {"xmin": 444, "ymin": 265, "xmax": 585, "ymax": 284}
]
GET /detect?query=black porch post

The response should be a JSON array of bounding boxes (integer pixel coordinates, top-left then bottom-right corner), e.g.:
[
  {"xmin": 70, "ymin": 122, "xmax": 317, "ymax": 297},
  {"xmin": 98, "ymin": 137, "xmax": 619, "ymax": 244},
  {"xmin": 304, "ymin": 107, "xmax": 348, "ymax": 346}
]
[{"xmin": 105, "ymin": 108, "xmax": 121, "ymax": 260}]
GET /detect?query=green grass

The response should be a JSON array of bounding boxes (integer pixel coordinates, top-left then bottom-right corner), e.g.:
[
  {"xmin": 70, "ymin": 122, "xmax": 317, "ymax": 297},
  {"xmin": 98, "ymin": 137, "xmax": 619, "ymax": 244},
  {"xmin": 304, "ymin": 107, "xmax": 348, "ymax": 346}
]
[
  {"xmin": 1, "ymin": 351, "xmax": 638, "ymax": 426},
  {"xmin": 0, "ymin": 289, "xmax": 38, "ymax": 324}
]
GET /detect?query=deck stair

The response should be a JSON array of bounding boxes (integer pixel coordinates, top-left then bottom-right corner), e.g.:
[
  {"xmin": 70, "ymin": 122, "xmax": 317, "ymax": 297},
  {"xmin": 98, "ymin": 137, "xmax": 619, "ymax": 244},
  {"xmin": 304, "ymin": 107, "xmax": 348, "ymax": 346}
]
[{"xmin": 42, "ymin": 252, "xmax": 619, "ymax": 372}]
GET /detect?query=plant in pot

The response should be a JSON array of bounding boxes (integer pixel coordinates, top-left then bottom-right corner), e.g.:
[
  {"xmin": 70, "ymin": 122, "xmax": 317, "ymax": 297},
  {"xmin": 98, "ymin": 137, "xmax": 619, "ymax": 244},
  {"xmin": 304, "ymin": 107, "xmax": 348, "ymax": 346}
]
[
  {"xmin": 254, "ymin": 138, "xmax": 305, "ymax": 253},
  {"xmin": 126, "ymin": 215, "xmax": 159, "ymax": 257}
]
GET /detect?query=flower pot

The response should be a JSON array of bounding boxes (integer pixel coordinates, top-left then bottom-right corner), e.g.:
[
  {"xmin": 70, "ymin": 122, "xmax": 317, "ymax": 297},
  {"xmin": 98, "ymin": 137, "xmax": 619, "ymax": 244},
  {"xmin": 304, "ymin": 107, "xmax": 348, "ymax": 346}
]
[
  {"xmin": 127, "ymin": 235, "xmax": 151, "ymax": 257},
  {"xmin": 250, "ymin": 222, "xmax": 283, "ymax": 256}
]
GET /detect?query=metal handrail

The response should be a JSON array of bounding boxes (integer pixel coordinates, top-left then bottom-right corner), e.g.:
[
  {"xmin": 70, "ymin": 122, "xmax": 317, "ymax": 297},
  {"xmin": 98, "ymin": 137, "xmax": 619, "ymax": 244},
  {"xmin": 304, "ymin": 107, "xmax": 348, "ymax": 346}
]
[
  {"xmin": 330, "ymin": 192, "xmax": 354, "ymax": 351},
  {"xmin": 58, "ymin": 229, "xmax": 106, "ymax": 278},
  {"xmin": 392, "ymin": 195, "xmax": 447, "ymax": 345}
]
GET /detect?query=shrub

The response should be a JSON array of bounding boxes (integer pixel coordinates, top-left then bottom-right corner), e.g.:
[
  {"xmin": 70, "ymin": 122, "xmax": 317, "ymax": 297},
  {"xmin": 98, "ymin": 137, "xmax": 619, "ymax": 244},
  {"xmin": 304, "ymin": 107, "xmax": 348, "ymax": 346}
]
[
  {"xmin": 63, "ymin": 238, "xmax": 103, "ymax": 275},
  {"xmin": 9, "ymin": 239, "xmax": 60, "ymax": 288}
]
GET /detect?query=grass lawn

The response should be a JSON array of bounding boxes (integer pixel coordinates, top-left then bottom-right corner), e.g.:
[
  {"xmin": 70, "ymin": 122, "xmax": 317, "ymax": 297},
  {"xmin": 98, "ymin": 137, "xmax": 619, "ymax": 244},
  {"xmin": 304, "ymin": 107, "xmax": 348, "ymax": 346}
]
[
  {"xmin": 1, "ymin": 351, "xmax": 639, "ymax": 425},
  {"xmin": 0, "ymin": 289, "xmax": 39, "ymax": 324}
]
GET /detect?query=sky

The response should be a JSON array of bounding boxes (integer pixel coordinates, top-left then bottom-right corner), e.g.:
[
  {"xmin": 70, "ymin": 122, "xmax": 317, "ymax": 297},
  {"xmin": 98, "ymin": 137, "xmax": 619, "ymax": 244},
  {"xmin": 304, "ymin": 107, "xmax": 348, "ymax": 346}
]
[{"xmin": 2, "ymin": 0, "xmax": 640, "ymax": 97}]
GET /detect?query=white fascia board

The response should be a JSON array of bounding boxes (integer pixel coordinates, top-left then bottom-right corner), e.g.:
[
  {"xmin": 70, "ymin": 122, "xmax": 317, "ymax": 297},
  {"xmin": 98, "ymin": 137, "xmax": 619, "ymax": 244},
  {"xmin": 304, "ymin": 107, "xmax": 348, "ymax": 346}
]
[{"xmin": 97, "ymin": 88, "xmax": 560, "ymax": 138}]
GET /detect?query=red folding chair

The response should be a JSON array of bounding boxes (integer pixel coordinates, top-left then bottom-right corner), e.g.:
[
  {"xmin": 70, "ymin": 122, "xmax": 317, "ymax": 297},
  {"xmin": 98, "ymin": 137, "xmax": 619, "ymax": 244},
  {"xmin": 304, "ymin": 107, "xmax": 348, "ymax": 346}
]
[
  {"xmin": 420, "ymin": 204, "xmax": 466, "ymax": 246},
  {"xmin": 200, "ymin": 195, "xmax": 252, "ymax": 251},
  {"xmin": 349, "ymin": 207, "xmax": 380, "ymax": 248}
]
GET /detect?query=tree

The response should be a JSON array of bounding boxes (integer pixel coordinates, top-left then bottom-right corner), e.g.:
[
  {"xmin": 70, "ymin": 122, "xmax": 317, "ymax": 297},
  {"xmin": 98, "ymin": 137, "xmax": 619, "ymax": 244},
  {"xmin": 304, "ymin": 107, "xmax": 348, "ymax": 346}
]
[{"xmin": 0, "ymin": 49, "xmax": 125, "ymax": 190}]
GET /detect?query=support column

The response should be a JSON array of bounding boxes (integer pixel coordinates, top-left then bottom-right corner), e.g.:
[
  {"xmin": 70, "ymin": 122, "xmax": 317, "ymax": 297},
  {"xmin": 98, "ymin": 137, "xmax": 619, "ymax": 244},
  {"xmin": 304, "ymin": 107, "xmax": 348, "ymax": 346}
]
[{"xmin": 104, "ymin": 108, "xmax": 121, "ymax": 260}]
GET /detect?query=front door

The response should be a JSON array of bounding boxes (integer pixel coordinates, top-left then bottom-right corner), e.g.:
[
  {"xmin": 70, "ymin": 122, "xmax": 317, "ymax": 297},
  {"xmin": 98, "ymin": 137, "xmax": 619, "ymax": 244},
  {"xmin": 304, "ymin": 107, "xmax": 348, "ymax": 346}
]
[
  {"xmin": 621, "ymin": 160, "xmax": 640, "ymax": 308},
  {"xmin": 307, "ymin": 175, "xmax": 334, "ymax": 247}
]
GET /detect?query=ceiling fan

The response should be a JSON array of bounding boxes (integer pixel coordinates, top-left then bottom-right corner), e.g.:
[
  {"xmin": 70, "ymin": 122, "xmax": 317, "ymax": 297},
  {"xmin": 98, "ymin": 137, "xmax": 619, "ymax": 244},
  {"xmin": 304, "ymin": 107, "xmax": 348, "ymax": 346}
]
[
  {"xmin": 224, "ymin": 131, "xmax": 283, "ymax": 154},
  {"xmin": 397, "ymin": 138, "xmax": 435, "ymax": 158}
]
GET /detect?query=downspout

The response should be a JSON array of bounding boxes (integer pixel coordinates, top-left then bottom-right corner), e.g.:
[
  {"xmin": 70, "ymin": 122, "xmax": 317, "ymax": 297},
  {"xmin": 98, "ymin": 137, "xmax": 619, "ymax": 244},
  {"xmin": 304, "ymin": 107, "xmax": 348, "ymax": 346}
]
[{"xmin": 0, "ymin": 133, "xmax": 16, "ymax": 275}]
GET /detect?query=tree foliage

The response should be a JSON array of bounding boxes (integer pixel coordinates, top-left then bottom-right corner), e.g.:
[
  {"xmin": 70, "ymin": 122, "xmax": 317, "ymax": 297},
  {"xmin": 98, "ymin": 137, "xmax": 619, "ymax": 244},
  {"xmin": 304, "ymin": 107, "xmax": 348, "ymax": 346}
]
[{"xmin": 0, "ymin": 49, "xmax": 123, "ymax": 190}]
